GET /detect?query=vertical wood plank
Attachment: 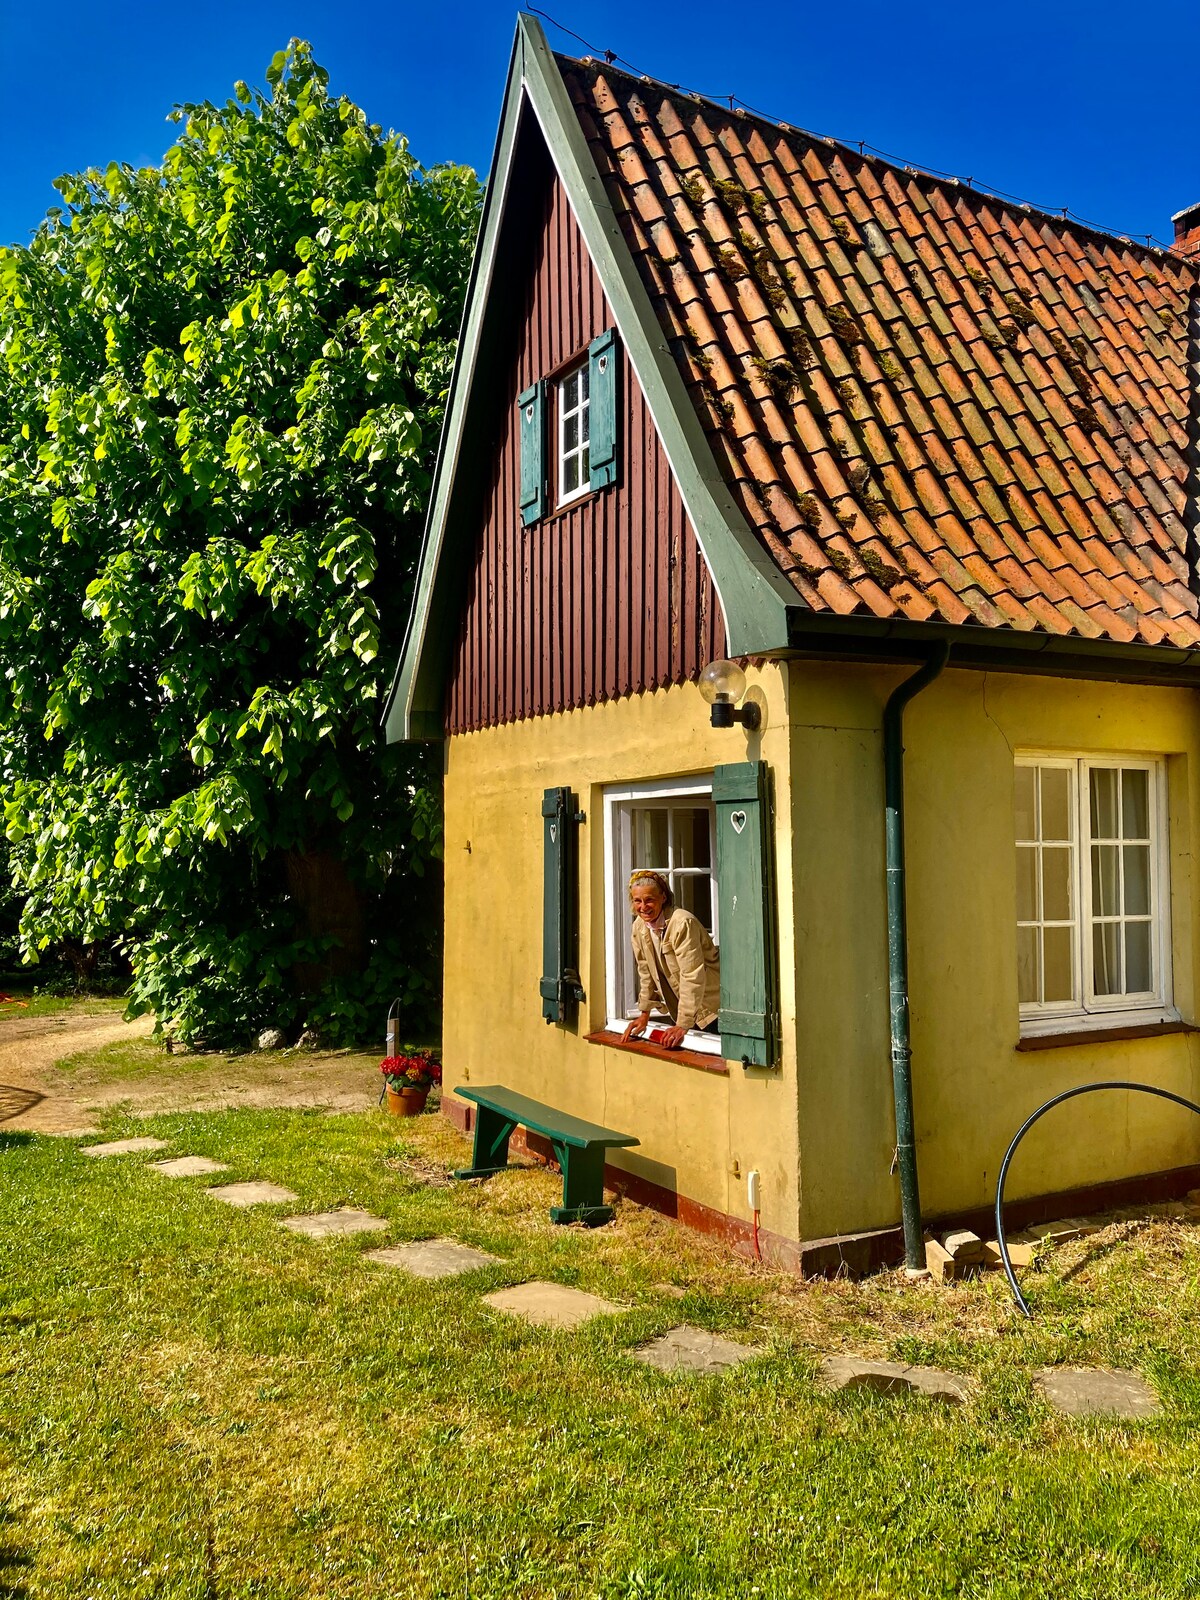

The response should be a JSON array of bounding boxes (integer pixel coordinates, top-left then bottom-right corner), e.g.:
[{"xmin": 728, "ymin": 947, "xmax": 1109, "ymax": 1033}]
[
  {"xmin": 504, "ymin": 417, "xmax": 514, "ymax": 725},
  {"xmin": 445, "ymin": 163, "xmax": 725, "ymax": 734}
]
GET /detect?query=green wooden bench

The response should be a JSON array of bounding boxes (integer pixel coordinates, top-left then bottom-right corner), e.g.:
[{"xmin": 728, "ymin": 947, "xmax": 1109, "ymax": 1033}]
[{"xmin": 451, "ymin": 1085, "xmax": 639, "ymax": 1226}]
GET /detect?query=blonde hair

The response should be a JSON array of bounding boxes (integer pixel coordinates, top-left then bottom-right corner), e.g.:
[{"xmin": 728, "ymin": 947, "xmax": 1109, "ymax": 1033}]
[{"xmin": 627, "ymin": 869, "xmax": 673, "ymax": 910}]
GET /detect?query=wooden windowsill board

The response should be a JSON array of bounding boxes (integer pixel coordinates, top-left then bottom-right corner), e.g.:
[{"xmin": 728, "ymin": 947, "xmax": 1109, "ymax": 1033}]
[
  {"xmin": 585, "ymin": 1029, "xmax": 730, "ymax": 1075},
  {"xmin": 532, "ymin": 483, "xmax": 608, "ymax": 528},
  {"xmin": 1016, "ymin": 1020, "xmax": 1200, "ymax": 1052}
]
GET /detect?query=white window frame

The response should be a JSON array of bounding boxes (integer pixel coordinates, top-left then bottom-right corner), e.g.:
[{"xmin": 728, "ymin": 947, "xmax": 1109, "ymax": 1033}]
[
  {"xmin": 603, "ymin": 775, "xmax": 721, "ymax": 1056},
  {"xmin": 1016, "ymin": 752, "xmax": 1175, "ymax": 1037},
  {"xmin": 556, "ymin": 361, "xmax": 590, "ymax": 507}
]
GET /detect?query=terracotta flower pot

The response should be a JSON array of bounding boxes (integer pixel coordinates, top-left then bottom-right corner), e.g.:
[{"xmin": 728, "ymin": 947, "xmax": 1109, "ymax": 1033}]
[{"xmin": 386, "ymin": 1084, "xmax": 430, "ymax": 1117}]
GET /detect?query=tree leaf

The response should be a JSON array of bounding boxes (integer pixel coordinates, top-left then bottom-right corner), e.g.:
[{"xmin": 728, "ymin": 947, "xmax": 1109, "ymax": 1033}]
[{"xmin": 0, "ymin": 41, "xmax": 481, "ymax": 1048}]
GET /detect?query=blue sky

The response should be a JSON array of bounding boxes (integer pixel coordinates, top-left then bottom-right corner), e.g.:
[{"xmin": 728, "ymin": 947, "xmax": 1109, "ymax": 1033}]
[{"xmin": 3, "ymin": 1, "xmax": 1199, "ymax": 251}]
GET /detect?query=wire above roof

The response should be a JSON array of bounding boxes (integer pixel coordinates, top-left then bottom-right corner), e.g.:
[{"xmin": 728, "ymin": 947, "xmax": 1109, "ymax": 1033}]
[{"xmin": 527, "ymin": 7, "xmax": 1180, "ymax": 256}]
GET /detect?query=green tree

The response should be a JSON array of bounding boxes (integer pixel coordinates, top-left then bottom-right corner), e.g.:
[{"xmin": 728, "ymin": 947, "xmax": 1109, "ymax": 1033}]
[
  {"xmin": 0, "ymin": 42, "xmax": 479, "ymax": 1045},
  {"xmin": 0, "ymin": 841, "xmax": 21, "ymax": 976}
]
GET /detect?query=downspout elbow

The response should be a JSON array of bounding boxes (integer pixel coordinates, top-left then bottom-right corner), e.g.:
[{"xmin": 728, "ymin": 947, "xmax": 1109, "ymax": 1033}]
[{"xmin": 884, "ymin": 642, "xmax": 950, "ymax": 1272}]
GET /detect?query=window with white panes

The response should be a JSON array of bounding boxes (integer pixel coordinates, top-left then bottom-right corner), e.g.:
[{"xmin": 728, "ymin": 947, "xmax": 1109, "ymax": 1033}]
[
  {"xmin": 557, "ymin": 363, "xmax": 590, "ymax": 506},
  {"xmin": 603, "ymin": 777, "xmax": 720, "ymax": 1054},
  {"xmin": 1015, "ymin": 757, "xmax": 1172, "ymax": 1033}
]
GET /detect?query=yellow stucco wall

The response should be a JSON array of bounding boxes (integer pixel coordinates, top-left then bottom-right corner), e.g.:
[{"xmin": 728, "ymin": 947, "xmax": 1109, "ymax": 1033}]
[
  {"xmin": 792, "ymin": 661, "xmax": 1200, "ymax": 1240},
  {"xmin": 442, "ymin": 657, "xmax": 1200, "ymax": 1248},
  {"xmin": 441, "ymin": 664, "xmax": 801, "ymax": 1244}
]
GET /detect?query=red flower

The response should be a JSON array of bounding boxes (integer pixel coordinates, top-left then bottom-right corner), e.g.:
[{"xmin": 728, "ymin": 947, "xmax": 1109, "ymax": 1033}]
[{"xmin": 379, "ymin": 1051, "xmax": 440, "ymax": 1089}]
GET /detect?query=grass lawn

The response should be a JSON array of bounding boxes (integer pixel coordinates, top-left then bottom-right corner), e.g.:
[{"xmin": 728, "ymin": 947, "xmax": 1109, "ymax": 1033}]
[
  {"xmin": 4, "ymin": 1095, "xmax": 1200, "ymax": 1598},
  {"xmin": 0, "ymin": 986, "xmax": 125, "ymax": 1022}
]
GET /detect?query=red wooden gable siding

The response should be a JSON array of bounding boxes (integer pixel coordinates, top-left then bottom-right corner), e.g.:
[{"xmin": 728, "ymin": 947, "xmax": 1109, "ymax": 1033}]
[{"xmin": 445, "ymin": 163, "xmax": 727, "ymax": 734}]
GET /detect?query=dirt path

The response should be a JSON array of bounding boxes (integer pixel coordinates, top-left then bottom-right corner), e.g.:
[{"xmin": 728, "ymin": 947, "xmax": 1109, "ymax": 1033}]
[{"xmin": 0, "ymin": 1009, "xmax": 380, "ymax": 1134}]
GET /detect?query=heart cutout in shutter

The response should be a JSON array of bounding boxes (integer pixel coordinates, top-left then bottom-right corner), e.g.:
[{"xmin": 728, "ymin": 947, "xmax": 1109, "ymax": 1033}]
[
  {"xmin": 549, "ymin": 823, "xmax": 557, "ymax": 843},
  {"xmin": 730, "ymin": 810, "xmax": 748, "ymax": 835}
]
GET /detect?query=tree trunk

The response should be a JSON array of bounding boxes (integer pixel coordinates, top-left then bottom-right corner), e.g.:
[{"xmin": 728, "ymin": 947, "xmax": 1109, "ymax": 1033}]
[
  {"xmin": 284, "ymin": 850, "xmax": 367, "ymax": 991},
  {"xmin": 59, "ymin": 938, "xmax": 101, "ymax": 988}
]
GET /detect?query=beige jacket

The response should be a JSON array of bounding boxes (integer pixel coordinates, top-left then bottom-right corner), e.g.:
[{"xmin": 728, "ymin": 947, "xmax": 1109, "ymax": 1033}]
[{"xmin": 631, "ymin": 907, "xmax": 721, "ymax": 1031}]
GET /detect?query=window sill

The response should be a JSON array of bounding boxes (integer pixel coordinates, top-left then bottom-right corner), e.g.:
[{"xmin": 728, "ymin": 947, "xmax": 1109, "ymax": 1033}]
[
  {"xmin": 585, "ymin": 1029, "xmax": 730, "ymax": 1075},
  {"xmin": 530, "ymin": 484, "xmax": 610, "ymax": 528},
  {"xmin": 1016, "ymin": 1020, "xmax": 1200, "ymax": 1052}
]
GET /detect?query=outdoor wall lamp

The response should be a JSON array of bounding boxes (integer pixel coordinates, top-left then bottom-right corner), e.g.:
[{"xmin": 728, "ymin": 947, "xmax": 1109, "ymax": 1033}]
[{"xmin": 699, "ymin": 659, "xmax": 760, "ymax": 730}]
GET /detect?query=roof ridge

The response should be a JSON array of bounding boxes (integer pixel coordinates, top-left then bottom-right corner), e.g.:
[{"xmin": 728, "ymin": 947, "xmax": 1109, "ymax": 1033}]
[{"xmin": 555, "ymin": 49, "xmax": 1200, "ymax": 278}]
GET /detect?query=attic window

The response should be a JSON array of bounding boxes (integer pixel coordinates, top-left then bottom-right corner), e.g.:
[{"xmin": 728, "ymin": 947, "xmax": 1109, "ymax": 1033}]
[
  {"xmin": 516, "ymin": 330, "xmax": 620, "ymax": 527},
  {"xmin": 557, "ymin": 362, "xmax": 591, "ymax": 506}
]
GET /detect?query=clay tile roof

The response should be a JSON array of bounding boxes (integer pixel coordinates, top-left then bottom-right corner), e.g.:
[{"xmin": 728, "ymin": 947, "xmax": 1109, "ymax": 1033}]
[{"xmin": 560, "ymin": 57, "xmax": 1200, "ymax": 648}]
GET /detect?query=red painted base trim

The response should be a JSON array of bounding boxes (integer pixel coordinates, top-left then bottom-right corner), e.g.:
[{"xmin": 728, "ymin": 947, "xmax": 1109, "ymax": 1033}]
[
  {"xmin": 510, "ymin": 1125, "xmax": 801, "ymax": 1269},
  {"xmin": 943, "ymin": 1160, "xmax": 1200, "ymax": 1245},
  {"xmin": 441, "ymin": 1098, "xmax": 1200, "ymax": 1277},
  {"xmin": 798, "ymin": 1160, "xmax": 1200, "ymax": 1277},
  {"xmin": 441, "ymin": 1096, "xmax": 474, "ymax": 1135},
  {"xmin": 602, "ymin": 1155, "xmax": 804, "ymax": 1270}
]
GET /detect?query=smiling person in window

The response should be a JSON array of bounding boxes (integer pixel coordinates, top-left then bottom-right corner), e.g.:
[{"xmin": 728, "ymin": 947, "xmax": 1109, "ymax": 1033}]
[{"xmin": 621, "ymin": 870, "xmax": 721, "ymax": 1050}]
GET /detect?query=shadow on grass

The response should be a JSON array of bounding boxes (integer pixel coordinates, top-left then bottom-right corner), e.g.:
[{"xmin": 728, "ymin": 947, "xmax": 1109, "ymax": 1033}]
[
  {"xmin": 0, "ymin": 1132, "xmax": 35, "ymax": 1151},
  {"xmin": 0, "ymin": 1086, "xmax": 42, "ymax": 1126},
  {"xmin": 1058, "ymin": 1221, "xmax": 1148, "ymax": 1285},
  {"xmin": 0, "ymin": 1507, "xmax": 30, "ymax": 1598}
]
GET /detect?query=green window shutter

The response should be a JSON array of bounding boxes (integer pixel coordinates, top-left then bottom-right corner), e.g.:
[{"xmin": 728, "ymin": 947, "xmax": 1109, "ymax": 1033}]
[
  {"xmin": 588, "ymin": 329, "xmax": 619, "ymax": 490},
  {"xmin": 713, "ymin": 761, "xmax": 778, "ymax": 1068},
  {"xmin": 540, "ymin": 787, "xmax": 585, "ymax": 1024},
  {"xmin": 518, "ymin": 381, "xmax": 545, "ymax": 526}
]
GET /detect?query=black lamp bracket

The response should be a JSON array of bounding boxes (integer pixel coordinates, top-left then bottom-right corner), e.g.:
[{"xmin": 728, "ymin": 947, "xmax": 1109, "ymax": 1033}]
[{"xmin": 710, "ymin": 701, "xmax": 760, "ymax": 730}]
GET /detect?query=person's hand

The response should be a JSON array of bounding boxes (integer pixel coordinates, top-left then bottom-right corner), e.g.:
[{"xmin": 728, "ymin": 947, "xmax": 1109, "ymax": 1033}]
[
  {"xmin": 659, "ymin": 1026, "xmax": 687, "ymax": 1049},
  {"xmin": 622, "ymin": 1012, "xmax": 651, "ymax": 1043}
]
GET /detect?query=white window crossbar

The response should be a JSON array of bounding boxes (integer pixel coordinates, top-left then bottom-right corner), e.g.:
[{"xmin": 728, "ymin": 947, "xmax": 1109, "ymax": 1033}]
[
  {"xmin": 1015, "ymin": 755, "xmax": 1173, "ymax": 1035},
  {"xmin": 557, "ymin": 364, "xmax": 590, "ymax": 506},
  {"xmin": 603, "ymin": 776, "xmax": 720, "ymax": 1055}
]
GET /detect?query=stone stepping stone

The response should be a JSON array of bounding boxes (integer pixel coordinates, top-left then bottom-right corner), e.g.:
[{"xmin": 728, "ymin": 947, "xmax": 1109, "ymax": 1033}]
[
  {"xmin": 364, "ymin": 1238, "xmax": 500, "ymax": 1278},
  {"xmin": 1035, "ymin": 1367, "xmax": 1160, "ymax": 1419},
  {"xmin": 150, "ymin": 1156, "xmax": 229, "ymax": 1178},
  {"xmin": 820, "ymin": 1356, "xmax": 969, "ymax": 1405},
  {"xmin": 81, "ymin": 1137, "xmax": 169, "ymax": 1159},
  {"xmin": 482, "ymin": 1281, "xmax": 624, "ymax": 1330},
  {"xmin": 632, "ymin": 1324, "xmax": 763, "ymax": 1374},
  {"xmin": 279, "ymin": 1207, "xmax": 389, "ymax": 1239},
  {"xmin": 206, "ymin": 1181, "xmax": 298, "ymax": 1208}
]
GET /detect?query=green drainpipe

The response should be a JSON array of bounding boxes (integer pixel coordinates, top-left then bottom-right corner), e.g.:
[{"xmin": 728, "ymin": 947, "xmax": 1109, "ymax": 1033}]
[{"xmin": 884, "ymin": 643, "xmax": 950, "ymax": 1271}]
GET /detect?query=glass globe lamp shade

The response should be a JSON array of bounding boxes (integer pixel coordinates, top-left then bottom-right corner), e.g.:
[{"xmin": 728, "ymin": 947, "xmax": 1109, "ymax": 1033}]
[{"xmin": 698, "ymin": 659, "xmax": 747, "ymax": 707}]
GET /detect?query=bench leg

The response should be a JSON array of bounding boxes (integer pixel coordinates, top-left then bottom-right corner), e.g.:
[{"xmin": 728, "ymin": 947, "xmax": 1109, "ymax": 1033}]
[
  {"xmin": 550, "ymin": 1143, "xmax": 614, "ymax": 1226},
  {"xmin": 452, "ymin": 1106, "xmax": 518, "ymax": 1181}
]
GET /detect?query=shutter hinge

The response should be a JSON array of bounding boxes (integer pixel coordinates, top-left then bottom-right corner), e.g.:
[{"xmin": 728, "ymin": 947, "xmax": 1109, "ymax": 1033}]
[
  {"xmin": 742, "ymin": 1013, "xmax": 782, "ymax": 1072},
  {"xmin": 563, "ymin": 967, "xmax": 586, "ymax": 1003}
]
